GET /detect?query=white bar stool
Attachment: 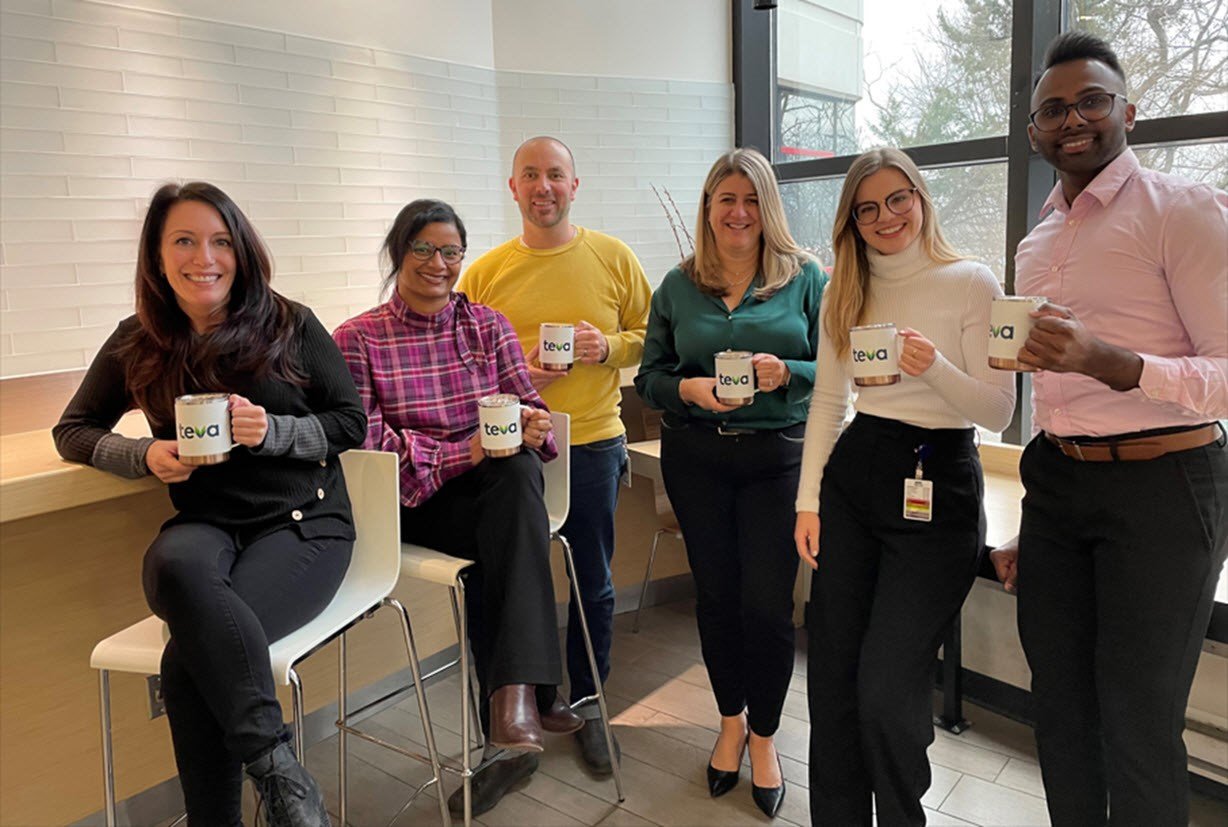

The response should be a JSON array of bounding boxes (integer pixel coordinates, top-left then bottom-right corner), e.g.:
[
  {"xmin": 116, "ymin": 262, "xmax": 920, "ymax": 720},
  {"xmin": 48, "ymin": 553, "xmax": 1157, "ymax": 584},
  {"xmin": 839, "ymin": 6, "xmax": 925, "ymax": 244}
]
[
  {"xmin": 89, "ymin": 450, "xmax": 449, "ymax": 827},
  {"xmin": 400, "ymin": 412, "xmax": 626, "ymax": 826}
]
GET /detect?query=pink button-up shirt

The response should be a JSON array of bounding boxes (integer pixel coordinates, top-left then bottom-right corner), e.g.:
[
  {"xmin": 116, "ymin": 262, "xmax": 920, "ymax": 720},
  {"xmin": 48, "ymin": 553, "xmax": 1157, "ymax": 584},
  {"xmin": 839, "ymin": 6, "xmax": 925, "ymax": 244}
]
[{"xmin": 1015, "ymin": 149, "xmax": 1228, "ymax": 437}]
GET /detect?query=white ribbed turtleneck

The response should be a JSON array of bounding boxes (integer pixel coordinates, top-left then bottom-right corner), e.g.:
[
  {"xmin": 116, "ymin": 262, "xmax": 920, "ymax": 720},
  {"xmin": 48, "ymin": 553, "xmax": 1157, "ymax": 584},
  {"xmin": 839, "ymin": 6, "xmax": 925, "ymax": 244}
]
[{"xmin": 795, "ymin": 238, "xmax": 1016, "ymax": 512}]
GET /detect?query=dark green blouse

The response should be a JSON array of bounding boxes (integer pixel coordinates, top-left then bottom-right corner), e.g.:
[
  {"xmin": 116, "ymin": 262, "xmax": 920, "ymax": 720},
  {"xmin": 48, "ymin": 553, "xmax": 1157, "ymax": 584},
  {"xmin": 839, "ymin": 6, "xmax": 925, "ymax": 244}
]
[{"xmin": 635, "ymin": 259, "xmax": 827, "ymax": 430}]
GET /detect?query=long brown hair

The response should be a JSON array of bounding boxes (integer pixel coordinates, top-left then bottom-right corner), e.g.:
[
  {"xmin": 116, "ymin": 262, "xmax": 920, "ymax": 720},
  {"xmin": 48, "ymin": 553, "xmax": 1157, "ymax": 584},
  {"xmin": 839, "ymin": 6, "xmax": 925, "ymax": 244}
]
[
  {"xmin": 681, "ymin": 148, "xmax": 810, "ymax": 299},
  {"xmin": 118, "ymin": 182, "xmax": 304, "ymax": 425},
  {"xmin": 824, "ymin": 148, "xmax": 964, "ymax": 357}
]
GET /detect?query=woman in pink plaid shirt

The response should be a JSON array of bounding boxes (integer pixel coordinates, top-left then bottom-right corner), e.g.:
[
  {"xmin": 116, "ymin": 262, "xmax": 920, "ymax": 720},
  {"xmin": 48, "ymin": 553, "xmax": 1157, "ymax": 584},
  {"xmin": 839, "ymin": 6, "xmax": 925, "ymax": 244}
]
[{"xmin": 334, "ymin": 199, "xmax": 583, "ymax": 816}]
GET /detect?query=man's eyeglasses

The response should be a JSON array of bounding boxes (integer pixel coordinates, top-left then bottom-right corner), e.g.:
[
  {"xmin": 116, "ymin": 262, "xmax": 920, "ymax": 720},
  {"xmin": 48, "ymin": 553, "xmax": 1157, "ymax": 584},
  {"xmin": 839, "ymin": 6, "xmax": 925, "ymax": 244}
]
[
  {"xmin": 409, "ymin": 240, "xmax": 466, "ymax": 264},
  {"xmin": 852, "ymin": 187, "xmax": 917, "ymax": 225},
  {"xmin": 1029, "ymin": 92, "xmax": 1127, "ymax": 132}
]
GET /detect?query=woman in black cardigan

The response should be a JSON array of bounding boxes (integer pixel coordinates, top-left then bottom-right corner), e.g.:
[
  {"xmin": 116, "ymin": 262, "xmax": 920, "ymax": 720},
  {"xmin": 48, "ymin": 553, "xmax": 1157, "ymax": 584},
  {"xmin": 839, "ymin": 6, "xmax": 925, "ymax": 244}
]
[{"xmin": 54, "ymin": 182, "xmax": 365, "ymax": 827}]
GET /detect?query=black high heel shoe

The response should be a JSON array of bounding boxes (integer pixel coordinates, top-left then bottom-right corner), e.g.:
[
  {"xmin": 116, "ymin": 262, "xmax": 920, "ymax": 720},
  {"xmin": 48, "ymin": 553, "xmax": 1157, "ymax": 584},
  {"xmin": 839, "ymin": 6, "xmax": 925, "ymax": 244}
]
[
  {"xmin": 750, "ymin": 745, "xmax": 785, "ymax": 818},
  {"xmin": 706, "ymin": 733, "xmax": 748, "ymax": 798}
]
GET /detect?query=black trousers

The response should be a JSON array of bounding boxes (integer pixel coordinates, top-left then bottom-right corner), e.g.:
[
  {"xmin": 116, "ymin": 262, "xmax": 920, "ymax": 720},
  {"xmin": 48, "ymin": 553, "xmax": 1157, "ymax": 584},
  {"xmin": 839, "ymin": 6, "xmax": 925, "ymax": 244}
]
[
  {"xmin": 808, "ymin": 414, "xmax": 984, "ymax": 827},
  {"xmin": 659, "ymin": 418, "xmax": 803, "ymax": 736},
  {"xmin": 142, "ymin": 524, "xmax": 352, "ymax": 825},
  {"xmin": 1018, "ymin": 429, "xmax": 1228, "ymax": 827},
  {"xmin": 400, "ymin": 450, "xmax": 562, "ymax": 705}
]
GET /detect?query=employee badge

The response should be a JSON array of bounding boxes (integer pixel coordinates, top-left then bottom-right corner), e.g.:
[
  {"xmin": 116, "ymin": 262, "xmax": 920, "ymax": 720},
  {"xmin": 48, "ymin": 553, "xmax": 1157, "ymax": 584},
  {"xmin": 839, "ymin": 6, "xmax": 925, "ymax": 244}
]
[{"xmin": 903, "ymin": 443, "xmax": 933, "ymax": 522}]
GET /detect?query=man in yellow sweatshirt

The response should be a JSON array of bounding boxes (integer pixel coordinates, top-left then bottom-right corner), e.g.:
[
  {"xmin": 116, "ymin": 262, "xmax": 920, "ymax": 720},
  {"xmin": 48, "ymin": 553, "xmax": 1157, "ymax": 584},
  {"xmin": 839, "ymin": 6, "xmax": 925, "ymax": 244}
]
[{"xmin": 462, "ymin": 135, "xmax": 651, "ymax": 780}]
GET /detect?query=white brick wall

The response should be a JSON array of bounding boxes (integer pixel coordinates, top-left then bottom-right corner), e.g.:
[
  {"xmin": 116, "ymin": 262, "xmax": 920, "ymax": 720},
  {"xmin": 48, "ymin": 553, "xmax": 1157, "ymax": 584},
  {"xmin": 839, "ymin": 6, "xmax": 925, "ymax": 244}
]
[{"xmin": 0, "ymin": 0, "xmax": 732, "ymax": 378}]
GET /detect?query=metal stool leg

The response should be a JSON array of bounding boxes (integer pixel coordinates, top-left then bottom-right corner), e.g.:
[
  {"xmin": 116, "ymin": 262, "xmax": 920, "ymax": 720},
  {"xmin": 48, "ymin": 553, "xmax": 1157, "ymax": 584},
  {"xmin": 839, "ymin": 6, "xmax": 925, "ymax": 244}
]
[
  {"xmin": 556, "ymin": 532, "xmax": 625, "ymax": 802},
  {"xmin": 289, "ymin": 669, "xmax": 305, "ymax": 760},
  {"xmin": 456, "ymin": 578, "xmax": 475, "ymax": 827},
  {"xmin": 450, "ymin": 587, "xmax": 484, "ymax": 752},
  {"xmin": 385, "ymin": 597, "xmax": 451, "ymax": 827},
  {"xmin": 99, "ymin": 669, "xmax": 117, "ymax": 827},
  {"xmin": 338, "ymin": 631, "xmax": 349, "ymax": 826},
  {"xmin": 633, "ymin": 528, "xmax": 669, "ymax": 633}
]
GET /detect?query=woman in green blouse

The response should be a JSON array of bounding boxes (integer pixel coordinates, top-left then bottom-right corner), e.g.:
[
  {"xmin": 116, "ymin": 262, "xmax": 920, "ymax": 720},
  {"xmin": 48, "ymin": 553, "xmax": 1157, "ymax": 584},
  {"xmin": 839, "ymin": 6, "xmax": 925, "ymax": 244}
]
[{"xmin": 635, "ymin": 147, "xmax": 826, "ymax": 819}]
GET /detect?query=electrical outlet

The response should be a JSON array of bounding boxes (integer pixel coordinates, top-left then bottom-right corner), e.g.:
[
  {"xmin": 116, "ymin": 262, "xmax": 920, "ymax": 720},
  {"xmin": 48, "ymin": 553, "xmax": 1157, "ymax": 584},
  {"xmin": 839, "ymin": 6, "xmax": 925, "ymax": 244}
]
[{"xmin": 146, "ymin": 675, "xmax": 166, "ymax": 719}]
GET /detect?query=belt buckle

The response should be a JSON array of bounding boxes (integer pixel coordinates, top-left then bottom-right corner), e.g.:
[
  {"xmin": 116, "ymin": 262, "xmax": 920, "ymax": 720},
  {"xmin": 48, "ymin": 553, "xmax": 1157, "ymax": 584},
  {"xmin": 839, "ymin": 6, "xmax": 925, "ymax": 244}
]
[
  {"xmin": 1069, "ymin": 441, "xmax": 1085, "ymax": 461},
  {"xmin": 717, "ymin": 425, "xmax": 748, "ymax": 437}
]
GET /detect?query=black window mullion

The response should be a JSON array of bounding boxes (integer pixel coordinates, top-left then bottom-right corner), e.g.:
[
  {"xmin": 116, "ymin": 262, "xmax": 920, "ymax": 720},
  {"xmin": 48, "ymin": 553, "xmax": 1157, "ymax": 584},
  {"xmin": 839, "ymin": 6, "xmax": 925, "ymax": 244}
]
[{"xmin": 733, "ymin": 0, "xmax": 776, "ymax": 156}]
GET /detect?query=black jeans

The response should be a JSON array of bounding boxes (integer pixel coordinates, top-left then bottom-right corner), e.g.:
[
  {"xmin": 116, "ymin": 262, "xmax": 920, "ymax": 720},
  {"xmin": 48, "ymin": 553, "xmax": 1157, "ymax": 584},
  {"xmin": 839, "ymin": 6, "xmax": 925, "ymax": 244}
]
[
  {"xmin": 808, "ymin": 414, "xmax": 984, "ymax": 827},
  {"xmin": 659, "ymin": 417, "xmax": 803, "ymax": 737},
  {"xmin": 142, "ymin": 524, "xmax": 352, "ymax": 825},
  {"xmin": 400, "ymin": 450, "xmax": 562, "ymax": 706},
  {"xmin": 1018, "ymin": 430, "xmax": 1228, "ymax": 827}
]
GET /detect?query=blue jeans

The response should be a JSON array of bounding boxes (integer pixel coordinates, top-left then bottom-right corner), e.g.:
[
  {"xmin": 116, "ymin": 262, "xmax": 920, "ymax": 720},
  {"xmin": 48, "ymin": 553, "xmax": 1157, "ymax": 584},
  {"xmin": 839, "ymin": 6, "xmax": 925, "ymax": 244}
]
[{"xmin": 561, "ymin": 435, "xmax": 627, "ymax": 704}]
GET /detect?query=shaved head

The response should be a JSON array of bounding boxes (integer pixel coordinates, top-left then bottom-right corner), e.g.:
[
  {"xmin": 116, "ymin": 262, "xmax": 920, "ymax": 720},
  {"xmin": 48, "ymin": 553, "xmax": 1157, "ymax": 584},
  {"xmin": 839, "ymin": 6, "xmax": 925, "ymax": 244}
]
[{"xmin": 512, "ymin": 136, "xmax": 576, "ymax": 177}]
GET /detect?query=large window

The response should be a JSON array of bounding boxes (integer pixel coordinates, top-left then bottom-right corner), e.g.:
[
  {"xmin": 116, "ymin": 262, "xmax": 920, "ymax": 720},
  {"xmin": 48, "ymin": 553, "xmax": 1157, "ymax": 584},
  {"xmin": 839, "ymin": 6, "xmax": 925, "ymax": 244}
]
[
  {"xmin": 775, "ymin": 0, "xmax": 1013, "ymax": 163},
  {"xmin": 742, "ymin": 0, "xmax": 1227, "ymax": 442},
  {"xmin": 1068, "ymin": 0, "xmax": 1228, "ymax": 121},
  {"xmin": 781, "ymin": 163, "xmax": 1008, "ymax": 278}
]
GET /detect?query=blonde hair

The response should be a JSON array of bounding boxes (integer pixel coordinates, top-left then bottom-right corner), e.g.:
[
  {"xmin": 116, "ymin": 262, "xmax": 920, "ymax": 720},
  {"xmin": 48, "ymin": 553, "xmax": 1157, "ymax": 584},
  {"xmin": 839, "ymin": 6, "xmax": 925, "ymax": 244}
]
[
  {"xmin": 824, "ymin": 147, "xmax": 964, "ymax": 357},
  {"xmin": 682, "ymin": 147, "xmax": 810, "ymax": 299}
]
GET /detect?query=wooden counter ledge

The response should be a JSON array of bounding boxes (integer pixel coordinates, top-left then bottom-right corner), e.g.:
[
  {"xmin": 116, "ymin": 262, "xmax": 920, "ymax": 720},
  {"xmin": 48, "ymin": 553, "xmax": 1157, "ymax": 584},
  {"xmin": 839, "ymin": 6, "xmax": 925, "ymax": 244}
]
[{"xmin": 0, "ymin": 411, "xmax": 157, "ymax": 523}]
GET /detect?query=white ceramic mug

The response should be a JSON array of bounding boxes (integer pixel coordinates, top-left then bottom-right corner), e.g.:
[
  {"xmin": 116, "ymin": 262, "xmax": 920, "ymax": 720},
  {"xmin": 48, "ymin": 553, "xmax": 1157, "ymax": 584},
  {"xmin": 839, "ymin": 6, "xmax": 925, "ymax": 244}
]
[
  {"xmin": 175, "ymin": 393, "xmax": 234, "ymax": 466},
  {"xmin": 477, "ymin": 394, "xmax": 523, "ymax": 458},
  {"xmin": 988, "ymin": 296, "xmax": 1047, "ymax": 371},
  {"xmin": 538, "ymin": 323, "xmax": 575, "ymax": 372},
  {"xmin": 714, "ymin": 350, "xmax": 756, "ymax": 406},
  {"xmin": 849, "ymin": 323, "xmax": 901, "ymax": 386}
]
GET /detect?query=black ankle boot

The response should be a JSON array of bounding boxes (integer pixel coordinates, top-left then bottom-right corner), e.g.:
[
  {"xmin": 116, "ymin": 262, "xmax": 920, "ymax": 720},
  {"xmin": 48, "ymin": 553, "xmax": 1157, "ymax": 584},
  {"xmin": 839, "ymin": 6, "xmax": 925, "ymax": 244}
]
[{"xmin": 245, "ymin": 742, "xmax": 331, "ymax": 827}]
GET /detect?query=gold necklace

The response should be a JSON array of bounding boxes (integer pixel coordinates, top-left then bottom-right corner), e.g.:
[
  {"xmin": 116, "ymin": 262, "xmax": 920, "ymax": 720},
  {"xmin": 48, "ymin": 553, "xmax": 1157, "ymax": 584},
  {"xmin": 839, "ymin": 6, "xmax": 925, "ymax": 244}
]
[{"xmin": 721, "ymin": 268, "xmax": 756, "ymax": 290}]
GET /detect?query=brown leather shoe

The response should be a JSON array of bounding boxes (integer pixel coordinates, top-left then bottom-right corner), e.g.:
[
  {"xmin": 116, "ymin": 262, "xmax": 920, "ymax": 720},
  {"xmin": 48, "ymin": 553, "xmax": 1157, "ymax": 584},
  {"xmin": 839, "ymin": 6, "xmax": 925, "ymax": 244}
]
[
  {"xmin": 539, "ymin": 692, "xmax": 584, "ymax": 734},
  {"xmin": 488, "ymin": 684, "xmax": 544, "ymax": 752}
]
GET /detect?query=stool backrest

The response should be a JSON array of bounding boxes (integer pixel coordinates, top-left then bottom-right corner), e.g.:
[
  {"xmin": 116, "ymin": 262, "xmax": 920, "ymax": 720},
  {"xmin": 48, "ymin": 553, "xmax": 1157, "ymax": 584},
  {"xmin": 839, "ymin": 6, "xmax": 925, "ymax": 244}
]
[
  {"xmin": 544, "ymin": 412, "xmax": 570, "ymax": 532},
  {"xmin": 337, "ymin": 449, "xmax": 402, "ymax": 602}
]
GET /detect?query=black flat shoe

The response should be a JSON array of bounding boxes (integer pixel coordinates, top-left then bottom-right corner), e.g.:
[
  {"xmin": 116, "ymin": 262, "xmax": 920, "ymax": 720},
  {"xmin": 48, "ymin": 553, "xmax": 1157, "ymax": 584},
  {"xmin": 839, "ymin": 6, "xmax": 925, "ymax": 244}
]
[
  {"xmin": 706, "ymin": 734, "xmax": 747, "ymax": 798},
  {"xmin": 447, "ymin": 751, "xmax": 539, "ymax": 818},
  {"xmin": 750, "ymin": 750, "xmax": 785, "ymax": 819}
]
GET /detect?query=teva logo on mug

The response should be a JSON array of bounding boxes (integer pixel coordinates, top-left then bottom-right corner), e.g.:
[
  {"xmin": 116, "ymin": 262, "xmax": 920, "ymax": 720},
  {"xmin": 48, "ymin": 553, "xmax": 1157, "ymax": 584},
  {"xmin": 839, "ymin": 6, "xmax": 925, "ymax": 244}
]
[
  {"xmin": 718, "ymin": 374, "xmax": 751, "ymax": 386},
  {"xmin": 483, "ymin": 421, "xmax": 519, "ymax": 437},
  {"xmin": 989, "ymin": 324, "xmax": 1016, "ymax": 340},
  {"xmin": 179, "ymin": 423, "xmax": 223, "ymax": 439},
  {"xmin": 852, "ymin": 348, "xmax": 891, "ymax": 362},
  {"xmin": 542, "ymin": 341, "xmax": 571, "ymax": 353}
]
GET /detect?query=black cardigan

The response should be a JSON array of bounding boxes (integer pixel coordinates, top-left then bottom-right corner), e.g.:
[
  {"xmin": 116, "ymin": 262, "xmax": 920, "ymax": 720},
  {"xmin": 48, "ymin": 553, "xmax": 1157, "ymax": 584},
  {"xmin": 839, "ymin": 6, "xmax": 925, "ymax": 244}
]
[{"xmin": 53, "ymin": 305, "xmax": 367, "ymax": 543}]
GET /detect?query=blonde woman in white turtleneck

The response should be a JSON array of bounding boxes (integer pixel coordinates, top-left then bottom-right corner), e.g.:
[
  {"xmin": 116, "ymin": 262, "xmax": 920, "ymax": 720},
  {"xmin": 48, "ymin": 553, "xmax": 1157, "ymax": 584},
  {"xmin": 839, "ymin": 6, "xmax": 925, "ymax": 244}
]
[{"xmin": 794, "ymin": 148, "xmax": 1015, "ymax": 827}]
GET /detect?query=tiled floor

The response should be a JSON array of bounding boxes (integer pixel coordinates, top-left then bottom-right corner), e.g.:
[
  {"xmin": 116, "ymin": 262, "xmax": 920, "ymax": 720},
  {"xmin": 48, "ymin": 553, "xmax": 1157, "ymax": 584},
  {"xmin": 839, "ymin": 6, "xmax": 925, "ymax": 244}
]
[{"xmin": 298, "ymin": 600, "xmax": 1228, "ymax": 827}]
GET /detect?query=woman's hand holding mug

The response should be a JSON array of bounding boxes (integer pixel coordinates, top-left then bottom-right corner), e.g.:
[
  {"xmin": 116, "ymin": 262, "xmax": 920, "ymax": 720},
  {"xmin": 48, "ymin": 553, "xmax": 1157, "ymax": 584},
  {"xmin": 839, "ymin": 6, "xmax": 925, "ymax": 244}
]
[
  {"xmin": 679, "ymin": 377, "xmax": 742, "ymax": 413},
  {"xmin": 145, "ymin": 440, "xmax": 196, "ymax": 483},
  {"xmin": 521, "ymin": 407, "xmax": 553, "ymax": 450},
  {"xmin": 898, "ymin": 328, "xmax": 937, "ymax": 376},
  {"xmin": 229, "ymin": 394, "xmax": 268, "ymax": 448},
  {"xmin": 752, "ymin": 353, "xmax": 790, "ymax": 392}
]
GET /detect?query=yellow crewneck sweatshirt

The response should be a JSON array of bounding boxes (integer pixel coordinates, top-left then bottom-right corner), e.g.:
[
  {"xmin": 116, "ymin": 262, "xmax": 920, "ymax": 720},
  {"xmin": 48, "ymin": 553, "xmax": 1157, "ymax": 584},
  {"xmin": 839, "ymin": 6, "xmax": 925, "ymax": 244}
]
[{"xmin": 460, "ymin": 226, "xmax": 651, "ymax": 445}]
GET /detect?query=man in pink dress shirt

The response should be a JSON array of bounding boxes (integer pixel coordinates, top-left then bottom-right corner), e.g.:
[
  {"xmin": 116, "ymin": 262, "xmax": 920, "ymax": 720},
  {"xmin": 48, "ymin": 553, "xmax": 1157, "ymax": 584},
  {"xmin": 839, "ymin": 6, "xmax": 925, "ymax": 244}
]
[{"xmin": 990, "ymin": 32, "xmax": 1228, "ymax": 826}]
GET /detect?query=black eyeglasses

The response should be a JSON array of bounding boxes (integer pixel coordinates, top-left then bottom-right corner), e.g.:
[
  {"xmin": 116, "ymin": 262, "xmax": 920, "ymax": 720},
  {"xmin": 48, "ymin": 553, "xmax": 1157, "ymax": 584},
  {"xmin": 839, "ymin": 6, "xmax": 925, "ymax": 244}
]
[
  {"xmin": 1029, "ymin": 92, "xmax": 1127, "ymax": 132},
  {"xmin": 409, "ymin": 240, "xmax": 466, "ymax": 264},
  {"xmin": 852, "ymin": 187, "xmax": 917, "ymax": 225}
]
